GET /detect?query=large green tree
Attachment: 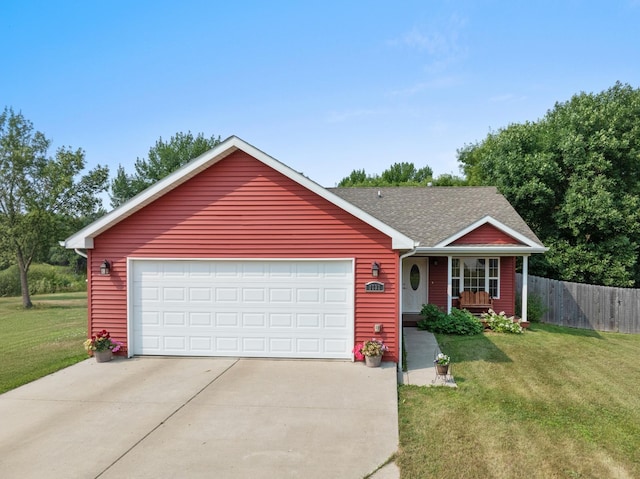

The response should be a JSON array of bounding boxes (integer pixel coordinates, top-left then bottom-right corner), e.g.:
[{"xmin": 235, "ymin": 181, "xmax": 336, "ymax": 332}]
[
  {"xmin": 0, "ymin": 108, "xmax": 109, "ymax": 307},
  {"xmin": 459, "ymin": 82, "xmax": 640, "ymax": 287},
  {"xmin": 110, "ymin": 131, "xmax": 220, "ymax": 208}
]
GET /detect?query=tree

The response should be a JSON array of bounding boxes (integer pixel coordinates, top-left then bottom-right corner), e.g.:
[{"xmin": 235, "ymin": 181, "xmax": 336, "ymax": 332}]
[
  {"xmin": 338, "ymin": 162, "xmax": 434, "ymax": 186},
  {"xmin": 110, "ymin": 131, "xmax": 221, "ymax": 208},
  {"xmin": 0, "ymin": 107, "xmax": 109, "ymax": 307},
  {"xmin": 458, "ymin": 82, "xmax": 640, "ymax": 287}
]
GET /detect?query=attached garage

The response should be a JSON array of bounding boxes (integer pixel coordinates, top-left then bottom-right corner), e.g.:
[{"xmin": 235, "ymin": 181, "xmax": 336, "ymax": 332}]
[{"xmin": 129, "ymin": 259, "xmax": 354, "ymax": 359}]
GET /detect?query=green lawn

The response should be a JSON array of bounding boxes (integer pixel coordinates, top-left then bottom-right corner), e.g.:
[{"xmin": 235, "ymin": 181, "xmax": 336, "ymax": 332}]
[
  {"xmin": 398, "ymin": 324, "xmax": 640, "ymax": 478},
  {"xmin": 3, "ymin": 293, "xmax": 640, "ymax": 478},
  {"xmin": 0, "ymin": 292, "xmax": 88, "ymax": 394}
]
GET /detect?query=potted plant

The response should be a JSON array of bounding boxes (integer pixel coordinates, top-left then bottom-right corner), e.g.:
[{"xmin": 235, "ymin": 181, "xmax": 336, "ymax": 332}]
[
  {"xmin": 83, "ymin": 329, "xmax": 122, "ymax": 362},
  {"xmin": 357, "ymin": 338, "xmax": 389, "ymax": 368},
  {"xmin": 434, "ymin": 353, "xmax": 451, "ymax": 375}
]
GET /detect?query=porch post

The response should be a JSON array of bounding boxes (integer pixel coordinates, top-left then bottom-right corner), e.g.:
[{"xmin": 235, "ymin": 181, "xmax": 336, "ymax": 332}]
[
  {"xmin": 447, "ymin": 255, "xmax": 452, "ymax": 314},
  {"xmin": 521, "ymin": 255, "xmax": 528, "ymax": 322}
]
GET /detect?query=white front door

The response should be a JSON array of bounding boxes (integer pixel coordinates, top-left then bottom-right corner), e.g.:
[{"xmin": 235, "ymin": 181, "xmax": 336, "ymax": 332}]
[{"xmin": 402, "ymin": 258, "xmax": 428, "ymax": 313}]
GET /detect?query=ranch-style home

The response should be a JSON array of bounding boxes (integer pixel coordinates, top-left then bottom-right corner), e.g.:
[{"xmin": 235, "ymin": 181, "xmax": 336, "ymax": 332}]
[{"xmin": 63, "ymin": 136, "xmax": 546, "ymax": 364}]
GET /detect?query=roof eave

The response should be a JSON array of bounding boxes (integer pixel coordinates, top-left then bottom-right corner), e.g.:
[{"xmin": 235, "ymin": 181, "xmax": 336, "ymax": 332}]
[{"xmin": 417, "ymin": 246, "xmax": 548, "ymax": 255}]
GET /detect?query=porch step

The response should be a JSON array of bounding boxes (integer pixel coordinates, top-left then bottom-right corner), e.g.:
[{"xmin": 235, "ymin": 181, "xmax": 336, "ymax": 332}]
[{"xmin": 402, "ymin": 313, "xmax": 422, "ymax": 327}]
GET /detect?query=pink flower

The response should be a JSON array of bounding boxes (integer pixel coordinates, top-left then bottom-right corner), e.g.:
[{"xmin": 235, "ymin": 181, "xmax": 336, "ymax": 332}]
[{"xmin": 352, "ymin": 342, "xmax": 364, "ymax": 361}]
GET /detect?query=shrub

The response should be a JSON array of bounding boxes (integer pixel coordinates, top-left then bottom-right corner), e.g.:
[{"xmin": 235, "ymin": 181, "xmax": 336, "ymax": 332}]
[
  {"xmin": 0, "ymin": 264, "xmax": 86, "ymax": 297},
  {"xmin": 481, "ymin": 309, "xmax": 524, "ymax": 334},
  {"xmin": 0, "ymin": 266, "xmax": 21, "ymax": 297},
  {"xmin": 417, "ymin": 303, "xmax": 446, "ymax": 330},
  {"xmin": 420, "ymin": 307, "xmax": 483, "ymax": 336},
  {"xmin": 515, "ymin": 293, "xmax": 547, "ymax": 323}
]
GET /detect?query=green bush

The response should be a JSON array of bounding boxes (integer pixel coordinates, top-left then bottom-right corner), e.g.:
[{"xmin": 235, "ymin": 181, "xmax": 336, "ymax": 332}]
[
  {"xmin": 0, "ymin": 264, "xmax": 86, "ymax": 297},
  {"xmin": 419, "ymin": 306, "xmax": 483, "ymax": 336},
  {"xmin": 0, "ymin": 266, "xmax": 21, "ymax": 297},
  {"xmin": 515, "ymin": 293, "xmax": 547, "ymax": 323},
  {"xmin": 417, "ymin": 303, "xmax": 446, "ymax": 330}
]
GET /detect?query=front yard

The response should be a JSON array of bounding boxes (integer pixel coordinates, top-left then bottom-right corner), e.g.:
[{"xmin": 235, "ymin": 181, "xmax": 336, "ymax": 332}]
[
  {"xmin": 0, "ymin": 292, "xmax": 87, "ymax": 394},
  {"xmin": 2, "ymin": 294, "xmax": 639, "ymax": 477},
  {"xmin": 397, "ymin": 324, "xmax": 640, "ymax": 478}
]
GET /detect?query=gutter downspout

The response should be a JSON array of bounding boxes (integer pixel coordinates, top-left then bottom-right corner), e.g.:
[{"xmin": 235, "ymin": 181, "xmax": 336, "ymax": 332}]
[
  {"xmin": 398, "ymin": 247, "xmax": 418, "ymax": 384},
  {"xmin": 74, "ymin": 248, "xmax": 88, "ymax": 259}
]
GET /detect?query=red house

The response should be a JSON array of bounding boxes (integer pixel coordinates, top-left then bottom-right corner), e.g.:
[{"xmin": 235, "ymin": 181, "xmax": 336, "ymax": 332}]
[{"xmin": 63, "ymin": 137, "xmax": 545, "ymax": 365}]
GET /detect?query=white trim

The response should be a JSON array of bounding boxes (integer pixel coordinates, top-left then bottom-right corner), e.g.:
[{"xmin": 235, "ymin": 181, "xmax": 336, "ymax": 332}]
[
  {"xmin": 521, "ymin": 255, "xmax": 529, "ymax": 323},
  {"xmin": 417, "ymin": 246, "xmax": 547, "ymax": 255},
  {"xmin": 126, "ymin": 257, "xmax": 356, "ymax": 359},
  {"xmin": 433, "ymin": 215, "xmax": 546, "ymax": 250},
  {"xmin": 446, "ymin": 255, "xmax": 452, "ymax": 314},
  {"xmin": 398, "ymin": 248, "xmax": 417, "ymax": 384},
  {"xmin": 63, "ymin": 136, "xmax": 416, "ymax": 250}
]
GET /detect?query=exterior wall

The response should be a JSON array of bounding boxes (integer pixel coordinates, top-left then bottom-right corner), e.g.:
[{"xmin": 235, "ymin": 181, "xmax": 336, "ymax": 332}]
[
  {"xmin": 88, "ymin": 151, "xmax": 400, "ymax": 361},
  {"xmin": 451, "ymin": 223, "xmax": 523, "ymax": 245},
  {"xmin": 427, "ymin": 256, "xmax": 517, "ymax": 316}
]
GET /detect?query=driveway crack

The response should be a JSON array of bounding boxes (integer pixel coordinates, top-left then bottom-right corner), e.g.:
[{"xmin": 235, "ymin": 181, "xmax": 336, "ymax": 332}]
[{"xmin": 94, "ymin": 359, "xmax": 239, "ymax": 479}]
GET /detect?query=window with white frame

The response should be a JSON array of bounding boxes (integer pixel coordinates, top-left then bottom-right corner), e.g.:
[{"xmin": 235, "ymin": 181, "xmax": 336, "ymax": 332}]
[{"xmin": 451, "ymin": 257, "xmax": 500, "ymax": 298}]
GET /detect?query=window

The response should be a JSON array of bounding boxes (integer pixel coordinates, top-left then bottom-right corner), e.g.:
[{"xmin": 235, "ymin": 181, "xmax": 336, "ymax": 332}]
[{"xmin": 451, "ymin": 257, "xmax": 500, "ymax": 298}]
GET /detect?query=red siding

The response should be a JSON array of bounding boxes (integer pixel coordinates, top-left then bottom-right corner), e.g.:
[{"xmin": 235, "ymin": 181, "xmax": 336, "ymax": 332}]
[
  {"xmin": 427, "ymin": 259, "xmax": 448, "ymax": 311},
  {"xmin": 428, "ymin": 256, "xmax": 517, "ymax": 316},
  {"xmin": 89, "ymin": 151, "xmax": 400, "ymax": 361},
  {"xmin": 452, "ymin": 223, "xmax": 524, "ymax": 245}
]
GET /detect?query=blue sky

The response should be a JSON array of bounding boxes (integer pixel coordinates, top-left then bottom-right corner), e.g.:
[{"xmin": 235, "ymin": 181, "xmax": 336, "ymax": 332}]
[{"xmin": 2, "ymin": 1, "xmax": 640, "ymax": 196}]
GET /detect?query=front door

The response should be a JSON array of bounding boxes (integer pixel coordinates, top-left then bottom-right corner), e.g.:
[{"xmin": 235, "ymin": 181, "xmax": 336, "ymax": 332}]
[{"xmin": 402, "ymin": 258, "xmax": 428, "ymax": 313}]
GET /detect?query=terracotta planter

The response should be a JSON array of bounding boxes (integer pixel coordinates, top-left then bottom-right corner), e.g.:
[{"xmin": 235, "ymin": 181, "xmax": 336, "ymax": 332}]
[
  {"xmin": 365, "ymin": 355, "xmax": 382, "ymax": 368},
  {"xmin": 94, "ymin": 350, "xmax": 113, "ymax": 363},
  {"xmin": 435, "ymin": 363, "xmax": 449, "ymax": 375}
]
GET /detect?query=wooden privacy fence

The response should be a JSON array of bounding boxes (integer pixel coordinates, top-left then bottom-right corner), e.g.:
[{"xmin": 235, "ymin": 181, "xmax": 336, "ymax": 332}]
[{"xmin": 516, "ymin": 274, "xmax": 640, "ymax": 334}]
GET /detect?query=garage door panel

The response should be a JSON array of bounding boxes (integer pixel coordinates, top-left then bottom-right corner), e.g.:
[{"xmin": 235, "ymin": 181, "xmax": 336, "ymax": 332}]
[
  {"xmin": 131, "ymin": 260, "xmax": 353, "ymax": 358},
  {"xmin": 163, "ymin": 312, "xmax": 186, "ymax": 326},
  {"xmin": 242, "ymin": 313, "xmax": 267, "ymax": 327}
]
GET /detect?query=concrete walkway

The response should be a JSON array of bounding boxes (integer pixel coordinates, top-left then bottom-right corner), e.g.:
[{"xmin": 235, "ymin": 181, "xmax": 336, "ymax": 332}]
[{"xmin": 402, "ymin": 327, "xmax": 457, "ymax": 387}]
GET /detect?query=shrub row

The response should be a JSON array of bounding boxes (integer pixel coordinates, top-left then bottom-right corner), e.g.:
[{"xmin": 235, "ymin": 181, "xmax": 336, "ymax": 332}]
[
  {"xmin": 417, "ymin": 304, "xmax": 484, "ymax": 335},
  {"xmin": 0, "ymin": 264, "xmax": 87, "ymax": 297}
]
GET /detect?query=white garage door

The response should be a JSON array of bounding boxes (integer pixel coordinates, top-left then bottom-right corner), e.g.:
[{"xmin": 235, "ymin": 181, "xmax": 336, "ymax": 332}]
[{"xmin": 130, "ymin": 259, "xmax": 354, "ymax": 359}]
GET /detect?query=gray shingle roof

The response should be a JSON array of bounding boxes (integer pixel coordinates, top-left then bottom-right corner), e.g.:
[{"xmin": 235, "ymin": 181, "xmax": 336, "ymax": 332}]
[{"xmin": 328, "ymin": 186, "xmax": 544, "ymax": 248}]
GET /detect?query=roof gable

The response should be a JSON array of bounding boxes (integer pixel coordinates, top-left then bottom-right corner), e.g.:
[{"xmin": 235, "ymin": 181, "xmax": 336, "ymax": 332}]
[
  {"xmin": 435, "ymin": 216, "xmax": 540, "ymax": 248},
  {"xmin": 450, "ymin": 222, "xmax": 523, "ymax": 246},
  {"xmin": 63, "ymin": 136, "xmax": 416, "ymax": 250}
]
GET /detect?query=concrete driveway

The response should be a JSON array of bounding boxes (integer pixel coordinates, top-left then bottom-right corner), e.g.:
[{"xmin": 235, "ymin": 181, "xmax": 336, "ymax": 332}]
[{"xmin": 0, "ymin": 357, "xmax": 398, "ymax": 479}]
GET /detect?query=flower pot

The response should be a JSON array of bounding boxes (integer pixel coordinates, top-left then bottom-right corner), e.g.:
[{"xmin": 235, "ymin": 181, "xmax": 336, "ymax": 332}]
[
  {"xmin": 436, "ymin": 363, "xmax": 449, "ymax": 375},
  {"xmin": 365, "ymin": 355, "xmax": 382, "ymax": 368},
  {"xmin": 94, "ymin": 350, "xmax": 113, "ymax": 363}
]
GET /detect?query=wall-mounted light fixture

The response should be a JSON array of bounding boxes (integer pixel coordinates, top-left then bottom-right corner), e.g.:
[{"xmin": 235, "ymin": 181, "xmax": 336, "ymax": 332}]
[
  {"xmin": 100, "ymin": 259, "xmax": 111, "ymax": 276},
  {"xmin": 433, "ymin": 258, "xmax": 439, "ymax": 266},
  {"xmin": 371, "ymin": 262, "xmax": 380, "ymax": 277}
]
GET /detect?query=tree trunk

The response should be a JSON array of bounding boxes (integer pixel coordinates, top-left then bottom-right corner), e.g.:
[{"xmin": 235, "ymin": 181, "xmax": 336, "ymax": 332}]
[{"xmin": 16, "ymin": 250, "xmax": 33, "ymax": 309}]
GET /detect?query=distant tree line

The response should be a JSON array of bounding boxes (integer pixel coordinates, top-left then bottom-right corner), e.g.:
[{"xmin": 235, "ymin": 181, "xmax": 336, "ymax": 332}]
[{"xmin": 2, "ymin": 81, "xmax": 638, "ymax": 309}]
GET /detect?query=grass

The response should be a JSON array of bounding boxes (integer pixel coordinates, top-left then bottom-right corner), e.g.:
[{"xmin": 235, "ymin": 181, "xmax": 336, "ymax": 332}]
[
  {"xmin": 3, "ymin": 294, "xmax": 639, "ymax": 477},
  {"xmin": 0, "ymin": 292, "xmax": 88, "ymax": 394},
  {"xmin": 397, "ymin": 324, "xmax": 640, "ymax": 479}
]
